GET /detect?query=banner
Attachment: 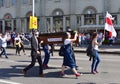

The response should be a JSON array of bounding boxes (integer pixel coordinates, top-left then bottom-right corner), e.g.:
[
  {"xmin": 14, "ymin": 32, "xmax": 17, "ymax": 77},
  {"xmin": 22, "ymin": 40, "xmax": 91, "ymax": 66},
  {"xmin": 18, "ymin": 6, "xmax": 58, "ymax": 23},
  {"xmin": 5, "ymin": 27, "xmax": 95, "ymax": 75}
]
[{"xmin": 29, "ymin": 16, "xmax": 37, "ymax": 29}]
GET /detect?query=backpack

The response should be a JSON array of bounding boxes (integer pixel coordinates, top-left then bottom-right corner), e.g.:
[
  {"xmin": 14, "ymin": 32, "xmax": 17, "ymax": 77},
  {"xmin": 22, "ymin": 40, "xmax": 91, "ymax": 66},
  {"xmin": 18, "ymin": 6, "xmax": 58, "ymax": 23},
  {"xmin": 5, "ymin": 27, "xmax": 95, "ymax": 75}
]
[
  {"xmin": 59, "ymin": 45, "xmax": 65, "ymax": 56},
  {"xmin": 86, "ymin": 40, "xmax": 94, "ymax": 61}
]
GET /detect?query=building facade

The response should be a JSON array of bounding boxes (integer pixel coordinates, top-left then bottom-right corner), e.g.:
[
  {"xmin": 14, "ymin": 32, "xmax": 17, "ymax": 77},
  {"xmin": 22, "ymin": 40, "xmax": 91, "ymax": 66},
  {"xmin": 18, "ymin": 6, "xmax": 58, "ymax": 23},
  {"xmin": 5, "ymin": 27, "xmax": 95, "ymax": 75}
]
[{"xmin": 0, "ymin": 0, "xmax": 120, "ymax": 37}]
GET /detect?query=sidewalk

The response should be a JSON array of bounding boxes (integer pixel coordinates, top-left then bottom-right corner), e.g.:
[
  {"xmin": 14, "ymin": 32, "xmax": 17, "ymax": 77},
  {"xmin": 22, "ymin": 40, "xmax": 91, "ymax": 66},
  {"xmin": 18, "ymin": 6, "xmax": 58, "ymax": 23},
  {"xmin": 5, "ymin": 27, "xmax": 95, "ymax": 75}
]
[
  {"xmin": 7, "ymin": 44, "xmax": 120, "ymax": 54},
  {"xmin": 54, "ymin": 45, "xmax": 120, "ymax": 54}
]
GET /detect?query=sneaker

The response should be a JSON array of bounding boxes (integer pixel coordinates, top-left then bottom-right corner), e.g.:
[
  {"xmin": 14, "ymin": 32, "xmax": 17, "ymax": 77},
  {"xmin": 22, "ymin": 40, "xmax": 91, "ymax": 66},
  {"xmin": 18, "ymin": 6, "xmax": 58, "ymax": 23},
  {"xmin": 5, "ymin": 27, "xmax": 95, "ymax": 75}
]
[
  {"xmin": 24, "ymin": 53, "xmax": 26, "ymax": 55},
  {"xmin": 94, "ymin": 70, "xmax": 99, "ymax": 73},
  {"xmin": 43, "ymin": 64, "xmax": 49, "ymax": 69},
  {"xmin": 6, "ymin": 56, "xmax": 8, "ymax": 59},
  {"xmin": 60, "ymin": 72, "xmax": 67, "ymax": 77},
  {"xmin": 61, "ymin": 72, "xmax": 65, "ymax": 76},
  {"xmin": 75, "ymin": 73, "xmax": 80, "ymax": 78},
  {"xmin": 91, "ymin": 71, "xmax": 96, "ymax": 74}
]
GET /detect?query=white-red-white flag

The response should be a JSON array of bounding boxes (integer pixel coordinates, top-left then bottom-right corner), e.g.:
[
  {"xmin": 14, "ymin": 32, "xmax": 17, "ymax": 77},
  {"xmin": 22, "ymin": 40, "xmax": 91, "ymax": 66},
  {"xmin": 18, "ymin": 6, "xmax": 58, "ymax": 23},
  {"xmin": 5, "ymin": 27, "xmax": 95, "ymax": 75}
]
[{"xmin": 105, "ymin": 12, "xmax": 117, "ymax": 37}]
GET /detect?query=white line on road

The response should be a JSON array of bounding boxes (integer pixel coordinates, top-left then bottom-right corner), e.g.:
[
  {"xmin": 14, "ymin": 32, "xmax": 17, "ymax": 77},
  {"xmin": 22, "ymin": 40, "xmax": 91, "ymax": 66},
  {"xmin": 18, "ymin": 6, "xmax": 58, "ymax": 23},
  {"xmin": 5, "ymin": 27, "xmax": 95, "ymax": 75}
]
[
  {"xmin": 0, "ymin": 59, "xmax": 27, "ymax": 64},
  {"xmin": 76, "ymin": 57, "xmax": 120, "ymax": 62},
  {"xmin": 0, "ymin": 79, "xmax": 22, "ymax": 84},
  {"xmin": 0, "ymin": 56, "xmax": 120, "ymax": 65}
]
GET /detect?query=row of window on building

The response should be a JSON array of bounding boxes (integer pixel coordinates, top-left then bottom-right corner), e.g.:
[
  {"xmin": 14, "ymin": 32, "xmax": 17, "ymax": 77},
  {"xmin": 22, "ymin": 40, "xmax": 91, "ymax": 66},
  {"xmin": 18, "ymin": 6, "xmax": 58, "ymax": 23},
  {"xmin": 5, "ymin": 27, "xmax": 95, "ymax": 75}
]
[
  {"xmin": 0, "ymin": 13, "xmax": 119, "ymax": 33},
  {"xmin": 83, "ymin": 14, "xmax": 117, "ymax": 25},
  {"xmin": 0, "ymin": 0, "xmax": 36, "ymax": 7},
  {"xmin": 0, "ymin": 0, "xmax": 61, "ymax": 7}
]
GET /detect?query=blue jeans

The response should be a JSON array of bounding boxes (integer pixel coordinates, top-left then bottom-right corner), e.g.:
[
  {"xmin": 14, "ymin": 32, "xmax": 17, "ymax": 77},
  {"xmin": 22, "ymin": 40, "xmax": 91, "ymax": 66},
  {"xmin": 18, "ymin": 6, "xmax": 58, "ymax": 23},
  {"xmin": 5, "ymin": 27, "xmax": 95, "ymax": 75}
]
[
  {"xmin": 0, "ymin": 47, "xmax": 7, "ymax": 57},
  {"xmin": 43, "ymin": 45, "xmax": 50, "ymax": 65},
  {"xmin": 91, "ymin": 49, "xmax": 101, "ymax": 72}
]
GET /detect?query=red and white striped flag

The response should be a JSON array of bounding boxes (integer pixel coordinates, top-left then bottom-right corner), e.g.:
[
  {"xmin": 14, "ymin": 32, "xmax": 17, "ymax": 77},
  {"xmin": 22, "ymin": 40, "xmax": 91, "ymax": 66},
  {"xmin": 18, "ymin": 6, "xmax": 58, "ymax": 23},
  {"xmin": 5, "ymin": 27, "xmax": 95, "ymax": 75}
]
[{"xmin": 105, "ymin": 12, "xmax": 117, "ymax": 37}]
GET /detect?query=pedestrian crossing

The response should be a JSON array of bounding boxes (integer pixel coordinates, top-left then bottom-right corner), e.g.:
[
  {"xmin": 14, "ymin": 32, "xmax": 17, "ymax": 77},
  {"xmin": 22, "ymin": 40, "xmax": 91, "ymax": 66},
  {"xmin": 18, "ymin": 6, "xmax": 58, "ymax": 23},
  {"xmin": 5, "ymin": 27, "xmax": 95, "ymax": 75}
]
[{"xmin": 0, "ymin": 79, "xmax": 22, "ymax": 84}]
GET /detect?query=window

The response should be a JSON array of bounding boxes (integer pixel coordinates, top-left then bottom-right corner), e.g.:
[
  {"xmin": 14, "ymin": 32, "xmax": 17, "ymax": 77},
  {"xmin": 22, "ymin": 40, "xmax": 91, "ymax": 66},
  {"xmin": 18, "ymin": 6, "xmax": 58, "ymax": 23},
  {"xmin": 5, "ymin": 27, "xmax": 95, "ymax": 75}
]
[
  {"xmin": 54, "ymin": 0, "xmax": 61, "ymax": 2},
  {"xmin": 84, "ymin": 14, "xmax": 96, "ymax": 25},
  {"xmin": 77, "ymin": 16, "xmax": 81, "ymax": 26},
  {"xmin": 28, "ymin": 0, "xmax": 32, "ymax": 5},
  {"xmin": 46, "ymin": 18, "xmax": 51, "ymax": 32},
  {"xmin": 0, "ymin": 0, "xmax": 5, "ymax": 7},
  {"xmin": 112, "ymin": 15, "xmax": 117, "ymax": 24},
  {"xmin": 11, "ymin": 0, "xmax": 16, "ymax": 5},
  {"xmin": 4, "ymin": 13, "xmax": 12, "ymax": 31},
  {"xmin": 35, "ymin": 0, "xmax": 37, "ymax": 3},
  {"xmin": 99, "ymin": 15, "xmax": 104, "ymax": 25},
  {"xmin": 52, "ymin": 9, "xmax": 63, "ymax": 16},
  {"xmin": 23, "ymin": 0, "xmax": 28, "ymax": 4},
  {"xmin": 52, "ymin": 9, "xmax": 63, "ymax": 32},
  {"xmin": 5, "ymin": 0, "xmax": 11, "ymax": 8},
  {"xmin": 53, "ymin": 17, "xmax": 63, "ymax": 32},
  {"xmin": 84, "ymin": 8, "xmax": 96, "ymax": 25},
  {"xmin": 66, "ymin": 16, "xmax": 70, "ymax": 29}
]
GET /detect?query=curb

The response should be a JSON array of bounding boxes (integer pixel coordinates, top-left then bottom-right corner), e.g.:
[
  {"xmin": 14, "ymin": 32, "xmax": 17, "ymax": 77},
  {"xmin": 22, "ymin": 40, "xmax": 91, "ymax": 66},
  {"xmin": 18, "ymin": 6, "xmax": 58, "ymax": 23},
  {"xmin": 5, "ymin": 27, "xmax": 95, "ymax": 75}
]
[
  {"xmin": 7, "ymin": 46, "xmax": 120, "ymax": 55},
  {"xmin": 54, "ymin": 48, "xmax": 120, "ymax": 55}
]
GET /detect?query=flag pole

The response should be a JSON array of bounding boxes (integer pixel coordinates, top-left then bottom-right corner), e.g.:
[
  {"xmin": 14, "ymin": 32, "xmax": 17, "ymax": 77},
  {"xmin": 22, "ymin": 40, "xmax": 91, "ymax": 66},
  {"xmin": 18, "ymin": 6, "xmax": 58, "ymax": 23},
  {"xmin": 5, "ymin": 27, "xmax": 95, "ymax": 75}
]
[
  {"xmin": 103, "ymin": 28, "xmax": 105, "ymax": 39},
  {"xmin": 32, "ymin": 0, "xmax": 35, "ymax": 30},
  {"xmin": 32, "ymin": 0, "xmax": 35, "ymax": 16},
  {"xmin": 103, "ymin": 11, "xmax": 107, "ymax": 38}
]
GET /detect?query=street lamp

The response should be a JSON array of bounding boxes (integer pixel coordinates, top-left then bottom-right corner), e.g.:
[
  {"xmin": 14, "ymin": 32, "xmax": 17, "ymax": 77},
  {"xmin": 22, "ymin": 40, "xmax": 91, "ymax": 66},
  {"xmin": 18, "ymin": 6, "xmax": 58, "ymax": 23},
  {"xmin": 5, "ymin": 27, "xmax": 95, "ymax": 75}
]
[{"xmin": 32, "ymin": 0, "xmax": 35, "ymax": 16}]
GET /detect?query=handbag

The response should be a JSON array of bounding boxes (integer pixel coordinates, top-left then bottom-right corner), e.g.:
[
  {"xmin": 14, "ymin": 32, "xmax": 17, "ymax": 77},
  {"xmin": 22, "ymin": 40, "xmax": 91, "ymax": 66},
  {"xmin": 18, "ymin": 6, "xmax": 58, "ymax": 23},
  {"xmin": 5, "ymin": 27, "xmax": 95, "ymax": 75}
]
[
  {"xmin": 59, "ymin": 45, "xmax": 65, "ymax": 56},
  {"xmin": 86, "ymin": 40, "xmax": 94, "ymax": 61}
]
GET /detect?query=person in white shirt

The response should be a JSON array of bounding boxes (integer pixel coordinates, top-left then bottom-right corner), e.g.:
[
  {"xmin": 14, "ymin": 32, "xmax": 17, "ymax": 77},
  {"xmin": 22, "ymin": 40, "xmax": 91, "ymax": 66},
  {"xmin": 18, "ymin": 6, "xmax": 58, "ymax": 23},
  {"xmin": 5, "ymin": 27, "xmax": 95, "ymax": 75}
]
[
  {"xmin": 91, "ymin": 32, "xmax": 104, "ymax": 74},
  {"xmin": 19, "ymin": 32, "xmax": 29, "ymax": 55},
  {"xmin": 0, "ymin": 33, "xmax": 8, "ymax": 58},
  {"xmin": 61, "ymin": 32, "xmax": 81, "ymax": 78},
  {"xmin": 14, "ymin": 33, "xmax": 22, "ymax": 56}
]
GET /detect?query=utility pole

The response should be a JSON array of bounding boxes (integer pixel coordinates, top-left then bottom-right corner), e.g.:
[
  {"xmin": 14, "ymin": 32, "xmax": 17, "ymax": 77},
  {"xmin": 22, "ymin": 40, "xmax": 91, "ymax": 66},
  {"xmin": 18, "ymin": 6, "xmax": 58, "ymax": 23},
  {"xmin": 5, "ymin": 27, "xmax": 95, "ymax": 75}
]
[
  {"xmin": 103, "ymin": 0, "xmax": 106, "ymax": 23},
  {"xmin": 32, "ymin": 0, "xmax": 35, "ymax": 16}
]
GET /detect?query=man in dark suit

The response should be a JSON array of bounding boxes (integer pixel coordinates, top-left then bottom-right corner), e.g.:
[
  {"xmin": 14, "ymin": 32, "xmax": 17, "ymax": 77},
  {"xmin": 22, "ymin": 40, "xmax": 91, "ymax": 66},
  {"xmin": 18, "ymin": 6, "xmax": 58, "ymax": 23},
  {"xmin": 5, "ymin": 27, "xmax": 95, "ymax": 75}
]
[{"xmin": 22, "ymin": 29, "xmax": 44, "ymax": 77}]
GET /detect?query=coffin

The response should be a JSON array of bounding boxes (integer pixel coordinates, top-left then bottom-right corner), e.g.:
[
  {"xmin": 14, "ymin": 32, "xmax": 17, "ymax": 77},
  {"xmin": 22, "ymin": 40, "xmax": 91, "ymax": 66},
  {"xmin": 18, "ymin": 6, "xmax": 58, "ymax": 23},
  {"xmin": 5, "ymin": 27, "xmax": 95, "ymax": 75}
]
[{"xmin": 37, "ymin": 32, "xmax": 79, "ymax": 44}]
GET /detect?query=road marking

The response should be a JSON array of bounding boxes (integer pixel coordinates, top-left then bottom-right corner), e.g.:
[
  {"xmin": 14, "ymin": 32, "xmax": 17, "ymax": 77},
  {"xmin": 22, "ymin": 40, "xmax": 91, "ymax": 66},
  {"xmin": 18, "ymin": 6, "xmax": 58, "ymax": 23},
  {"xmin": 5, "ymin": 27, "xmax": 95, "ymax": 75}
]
[
  {"xmin": 0, "ymin": 79, "xmax": 22, "ymax": 84},
  {"xmin": 0, "ymin": 59, "xmax": 27, "ymax": 64},
  {"xmin": 75, "ymin": 57, "xmax": 120, "ymax": 62},
  {"xmin": 0, "ymin": 56, "xmax": 120, "ymax": 65}
]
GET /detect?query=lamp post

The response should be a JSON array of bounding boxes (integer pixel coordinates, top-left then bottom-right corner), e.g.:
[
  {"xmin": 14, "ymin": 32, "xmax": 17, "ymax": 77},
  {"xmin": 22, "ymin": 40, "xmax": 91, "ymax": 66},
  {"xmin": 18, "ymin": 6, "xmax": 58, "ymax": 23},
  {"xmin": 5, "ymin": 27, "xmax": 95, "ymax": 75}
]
[
  {"xmin": 103, "ymin": 0, "xmax": 106, "ymax": 23},
  {"xmin": 32, "ymin": 0, "xmax": 35, "ymax": 16}
]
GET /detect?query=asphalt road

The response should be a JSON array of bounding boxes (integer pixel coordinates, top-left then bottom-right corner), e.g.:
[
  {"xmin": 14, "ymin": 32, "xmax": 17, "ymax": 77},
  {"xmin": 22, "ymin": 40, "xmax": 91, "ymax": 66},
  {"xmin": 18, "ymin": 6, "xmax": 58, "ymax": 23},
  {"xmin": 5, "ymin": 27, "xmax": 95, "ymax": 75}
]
[{"xmin": 0, "ymin": 49, "xmax": 120, "ymax": 84}]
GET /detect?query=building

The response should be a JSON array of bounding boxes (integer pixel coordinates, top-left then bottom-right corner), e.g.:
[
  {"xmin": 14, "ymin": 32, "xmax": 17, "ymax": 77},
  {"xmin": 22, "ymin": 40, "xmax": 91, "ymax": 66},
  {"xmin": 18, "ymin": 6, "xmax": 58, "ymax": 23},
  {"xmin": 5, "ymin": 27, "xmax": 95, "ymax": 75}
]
[{"xmin": 0, "ymin": 0, "xmax": 120, "ymax": 38}]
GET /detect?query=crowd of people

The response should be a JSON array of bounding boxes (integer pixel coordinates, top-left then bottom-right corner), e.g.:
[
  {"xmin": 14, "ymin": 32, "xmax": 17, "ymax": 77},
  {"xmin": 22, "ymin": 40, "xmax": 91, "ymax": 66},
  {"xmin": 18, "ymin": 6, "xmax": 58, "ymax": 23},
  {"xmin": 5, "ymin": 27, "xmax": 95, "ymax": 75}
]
[
  {"xmin": 0, "ymin": 31, "xmax": 30, "ymax": 57},
  {"xmin": 0, "ymin": 30, "xmax": 58, "ymax": 77},
  {"xmin": 78, "ymin": 31, "xmax": 116, "ymax": 46},
  {"xmin": 0, "ymin": 29, "xmax": 115, "ymax": 78},
  {"xmin": 21, "ymin": 29, "xmax": 107, "ymax": 78},
  {"xmin": 21, "ymin": 30, "xmax": 106, "ymax": 78}
]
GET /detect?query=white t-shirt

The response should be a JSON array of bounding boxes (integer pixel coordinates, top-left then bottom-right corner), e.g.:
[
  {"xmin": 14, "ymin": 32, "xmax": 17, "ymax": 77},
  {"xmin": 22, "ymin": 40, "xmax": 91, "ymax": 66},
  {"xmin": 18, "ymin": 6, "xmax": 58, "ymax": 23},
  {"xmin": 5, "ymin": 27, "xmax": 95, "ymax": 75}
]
[
  {"xmin": 0, "ymin": 37, "xmax": 7, "ymax": 47},
  {"xmin": 14, "ymin": 37, "xmax": 21, "ymax": 43},
  {"xmin": 64, "ymin": 39, "xmax": 71, "ymax": 45},
  {"xmin": 92, "ymin": 39, "xmax": 98, "ymax": 50}
]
